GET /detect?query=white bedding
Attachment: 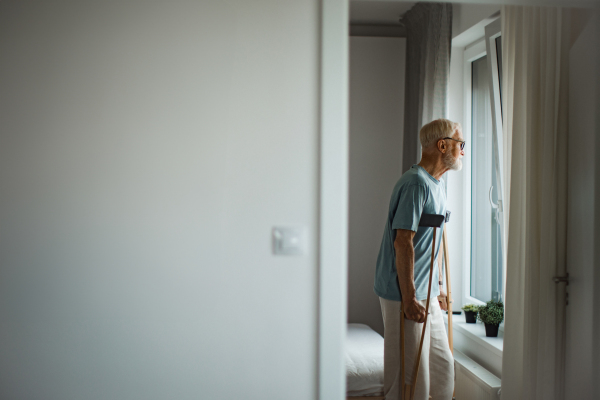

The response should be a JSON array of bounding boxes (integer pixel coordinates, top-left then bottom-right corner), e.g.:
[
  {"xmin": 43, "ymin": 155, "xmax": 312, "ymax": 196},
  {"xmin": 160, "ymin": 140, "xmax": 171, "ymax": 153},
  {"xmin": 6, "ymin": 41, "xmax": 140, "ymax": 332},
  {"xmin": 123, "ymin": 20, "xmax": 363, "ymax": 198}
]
[{"xmin": 346, "ymin": 323, "xmax": 384, "ymax": 397}]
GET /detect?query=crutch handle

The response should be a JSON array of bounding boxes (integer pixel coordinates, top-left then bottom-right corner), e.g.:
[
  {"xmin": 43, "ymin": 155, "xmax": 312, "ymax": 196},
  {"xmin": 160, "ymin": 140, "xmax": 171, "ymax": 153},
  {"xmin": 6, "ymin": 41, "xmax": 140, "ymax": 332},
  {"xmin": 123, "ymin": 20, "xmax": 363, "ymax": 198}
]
[{"xmin": 418, "ymin": 213, "xmax": 445, "ymax": 228}]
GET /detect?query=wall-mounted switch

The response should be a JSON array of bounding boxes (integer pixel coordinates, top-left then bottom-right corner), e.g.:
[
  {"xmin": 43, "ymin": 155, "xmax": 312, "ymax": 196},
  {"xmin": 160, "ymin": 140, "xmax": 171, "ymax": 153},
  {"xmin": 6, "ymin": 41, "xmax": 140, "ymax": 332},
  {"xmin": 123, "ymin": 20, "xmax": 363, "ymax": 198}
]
[{"xmin": 272, "ymin": 227, "xmax": 306, "ymax": 256}]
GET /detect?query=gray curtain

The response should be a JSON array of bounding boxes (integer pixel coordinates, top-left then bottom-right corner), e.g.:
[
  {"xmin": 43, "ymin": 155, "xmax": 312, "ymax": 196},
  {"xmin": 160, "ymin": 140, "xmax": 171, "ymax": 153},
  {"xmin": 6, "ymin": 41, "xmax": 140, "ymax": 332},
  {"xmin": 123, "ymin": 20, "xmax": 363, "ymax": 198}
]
[{"xmin": 402, "ymin": 3, "xmax": 453, "ymax": 173}]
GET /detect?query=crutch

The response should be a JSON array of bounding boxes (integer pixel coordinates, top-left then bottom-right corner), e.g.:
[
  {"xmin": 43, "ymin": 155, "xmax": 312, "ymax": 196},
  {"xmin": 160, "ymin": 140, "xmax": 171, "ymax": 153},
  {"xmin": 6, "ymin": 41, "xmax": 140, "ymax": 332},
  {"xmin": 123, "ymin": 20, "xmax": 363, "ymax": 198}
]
[
  {"xmin": 441, "ymin": 211, "xmax": 454, "ymax": 354},
  {"xmin": 442, "ymin": 214, "xmax": 456, "ymax": 400},
  {"xmin": 400, "ymin": 213, "xmax": 445, "ymax": 400}
]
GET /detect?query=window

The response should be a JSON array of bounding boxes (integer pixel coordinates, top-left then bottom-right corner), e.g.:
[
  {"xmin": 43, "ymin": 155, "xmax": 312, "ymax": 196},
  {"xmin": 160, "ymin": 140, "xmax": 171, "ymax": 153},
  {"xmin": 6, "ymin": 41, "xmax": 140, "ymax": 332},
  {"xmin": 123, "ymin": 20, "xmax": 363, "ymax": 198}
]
[
  {"xmin": 464, "ymin": 19, "xmax": 505, "ymax": 304},
  {"xmin": 471, "ymin": 55, "xmax": 499, "ymax": 302}
]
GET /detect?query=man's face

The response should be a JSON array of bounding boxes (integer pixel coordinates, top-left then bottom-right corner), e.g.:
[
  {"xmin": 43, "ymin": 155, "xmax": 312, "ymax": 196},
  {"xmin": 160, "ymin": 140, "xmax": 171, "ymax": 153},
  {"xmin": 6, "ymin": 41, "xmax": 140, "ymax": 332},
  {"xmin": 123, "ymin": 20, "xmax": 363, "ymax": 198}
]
[{"xmin": 443, "ymin": 128, "xmax": 465, "ymax": 171}]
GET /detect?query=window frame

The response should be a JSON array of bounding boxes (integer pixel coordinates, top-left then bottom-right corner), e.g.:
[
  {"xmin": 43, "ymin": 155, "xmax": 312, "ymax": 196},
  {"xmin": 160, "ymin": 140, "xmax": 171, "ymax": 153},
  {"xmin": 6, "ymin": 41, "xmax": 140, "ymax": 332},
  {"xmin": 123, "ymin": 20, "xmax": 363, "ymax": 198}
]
[
  {"xmin": 484, "ymin": 18, "xmax": 506, "ymax": 304},
  {"xmin": 461, "ymin": 19, "xmax": 506, "ymax": 335},
  {"xmin": 462, "ymin": 38, "xmax": 488, "ymax": 308},
  {"xmin": 462, "ymin": 21, "xmax": 505, "ymax": 303}
]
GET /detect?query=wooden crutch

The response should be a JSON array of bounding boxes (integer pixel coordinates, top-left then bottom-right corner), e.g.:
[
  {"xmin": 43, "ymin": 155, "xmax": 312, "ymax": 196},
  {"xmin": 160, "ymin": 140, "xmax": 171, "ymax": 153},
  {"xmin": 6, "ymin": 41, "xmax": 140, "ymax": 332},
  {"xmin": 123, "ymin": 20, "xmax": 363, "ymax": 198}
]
[
  {"xmin": 442, "ymin": 213, "xmax": 454, "ymax": 354},
  {"xmin": 442, "ymin": 216, "xmax": 456, "ymax": 400},
  {"xmin": 400, "ymin": 213, "xmax": 445, "ymax": 400}
]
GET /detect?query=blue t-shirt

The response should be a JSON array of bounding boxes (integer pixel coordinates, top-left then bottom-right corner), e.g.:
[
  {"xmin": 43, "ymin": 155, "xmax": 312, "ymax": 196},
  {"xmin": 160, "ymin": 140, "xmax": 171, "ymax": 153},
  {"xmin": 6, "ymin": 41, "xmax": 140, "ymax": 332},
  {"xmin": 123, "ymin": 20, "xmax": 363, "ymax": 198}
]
[{"xmin": 374, "ymin": 165, "xmax": 446, "ymax": 302}]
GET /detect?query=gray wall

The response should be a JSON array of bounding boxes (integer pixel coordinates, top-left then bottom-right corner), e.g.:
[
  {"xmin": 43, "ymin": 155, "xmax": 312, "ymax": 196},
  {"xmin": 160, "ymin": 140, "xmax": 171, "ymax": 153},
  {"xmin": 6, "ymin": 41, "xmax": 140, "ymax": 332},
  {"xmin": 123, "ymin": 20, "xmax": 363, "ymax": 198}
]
[
  {"xmin": 593, "ymin": 11, "xmax": 600, "ymax": 398},
  {"xmin": 566, "ymin": 10, "xmax": 599, "ymax": 399},
  {"xmin": 0, "ymin": 1, "xmax": 319, "ymax": 399},
  {"xmin": 348, "ymin": 37, "xmax": 406, "ymax": 336}
]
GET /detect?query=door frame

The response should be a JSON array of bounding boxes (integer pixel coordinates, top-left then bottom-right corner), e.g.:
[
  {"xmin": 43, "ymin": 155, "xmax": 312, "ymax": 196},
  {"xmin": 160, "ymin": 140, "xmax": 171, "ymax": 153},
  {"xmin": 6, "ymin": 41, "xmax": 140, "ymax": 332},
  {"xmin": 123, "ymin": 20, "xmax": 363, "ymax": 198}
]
[{"xmin": 318, "ymin": 1, "xmax": 348, "ymax": 399}]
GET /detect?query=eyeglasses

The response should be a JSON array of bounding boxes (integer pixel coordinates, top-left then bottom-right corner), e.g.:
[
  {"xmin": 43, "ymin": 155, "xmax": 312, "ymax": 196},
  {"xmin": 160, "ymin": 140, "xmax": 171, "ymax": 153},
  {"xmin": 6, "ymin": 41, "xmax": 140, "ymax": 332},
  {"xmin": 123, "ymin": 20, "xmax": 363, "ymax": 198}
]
[{"xmin": 441, "ymin": 137, "xmax": 466, "ymax": 150}]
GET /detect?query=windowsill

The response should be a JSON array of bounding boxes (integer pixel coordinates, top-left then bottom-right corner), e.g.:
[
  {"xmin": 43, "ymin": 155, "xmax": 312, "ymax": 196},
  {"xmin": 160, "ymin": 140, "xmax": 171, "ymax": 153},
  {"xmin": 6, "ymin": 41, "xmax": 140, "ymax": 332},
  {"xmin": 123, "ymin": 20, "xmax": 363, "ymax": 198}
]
[{"xmin": 443, "ymin": 313, "xmax": 503, "ymax": 357}]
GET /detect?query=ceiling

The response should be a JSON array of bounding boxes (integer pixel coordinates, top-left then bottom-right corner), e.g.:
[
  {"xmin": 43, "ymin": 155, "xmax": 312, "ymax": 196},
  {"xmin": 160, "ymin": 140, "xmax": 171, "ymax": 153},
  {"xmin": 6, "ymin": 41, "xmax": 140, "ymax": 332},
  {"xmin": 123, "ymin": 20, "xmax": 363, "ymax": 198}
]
[{"xmin": 349, "ymin": 1, "xmax": 417, "ymax": 25}]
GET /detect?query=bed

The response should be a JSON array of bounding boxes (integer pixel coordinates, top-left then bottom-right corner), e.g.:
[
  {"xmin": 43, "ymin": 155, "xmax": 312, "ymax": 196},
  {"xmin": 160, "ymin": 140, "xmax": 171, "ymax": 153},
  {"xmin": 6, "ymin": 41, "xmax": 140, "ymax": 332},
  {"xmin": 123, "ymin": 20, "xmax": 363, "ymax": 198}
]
[{"xmin": 346, "ymin": 323, "xmax": 385, "ymax": 400}]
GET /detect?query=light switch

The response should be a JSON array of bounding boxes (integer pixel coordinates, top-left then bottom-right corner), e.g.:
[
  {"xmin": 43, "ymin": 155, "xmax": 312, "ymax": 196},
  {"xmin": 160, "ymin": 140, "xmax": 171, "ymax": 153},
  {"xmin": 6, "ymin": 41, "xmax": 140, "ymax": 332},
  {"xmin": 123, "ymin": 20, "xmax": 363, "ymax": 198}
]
[{"xmin": 272, "ymin": 227, "xmax": 306, "ymax": 256}]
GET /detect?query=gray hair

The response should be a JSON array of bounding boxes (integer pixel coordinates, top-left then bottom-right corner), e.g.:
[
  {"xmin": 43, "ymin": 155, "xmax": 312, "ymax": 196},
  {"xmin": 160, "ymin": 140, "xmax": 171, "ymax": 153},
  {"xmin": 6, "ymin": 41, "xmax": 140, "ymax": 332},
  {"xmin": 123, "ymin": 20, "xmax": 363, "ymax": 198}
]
[{"xmin": 419, "ymin": 119, "xmax": 462, "ymax": 149}]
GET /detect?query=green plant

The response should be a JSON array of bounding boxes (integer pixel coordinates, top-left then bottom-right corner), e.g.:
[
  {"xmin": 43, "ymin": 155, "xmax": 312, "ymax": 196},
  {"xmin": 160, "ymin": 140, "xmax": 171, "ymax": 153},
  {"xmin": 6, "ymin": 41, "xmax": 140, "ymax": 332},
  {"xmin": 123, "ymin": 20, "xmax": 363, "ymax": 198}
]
[
  {"xmin": 477, "ymin": 300, "xmax": 504, "ymax": 325},
  {"xmin": 461, "ymin": 304, "xmax": 480, "ymax": 313}
]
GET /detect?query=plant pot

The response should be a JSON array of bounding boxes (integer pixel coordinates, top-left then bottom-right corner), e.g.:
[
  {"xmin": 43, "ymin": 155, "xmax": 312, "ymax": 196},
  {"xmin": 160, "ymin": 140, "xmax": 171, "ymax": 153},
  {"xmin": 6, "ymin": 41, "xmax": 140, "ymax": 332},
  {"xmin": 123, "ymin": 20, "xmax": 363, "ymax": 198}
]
[
  {"xmin": 464, "ymin": 311, "xmax": 477, "ymax": 323},
  {"xmin": 484, "ymin": 323, "xmax": 500, "ymax": 337}
]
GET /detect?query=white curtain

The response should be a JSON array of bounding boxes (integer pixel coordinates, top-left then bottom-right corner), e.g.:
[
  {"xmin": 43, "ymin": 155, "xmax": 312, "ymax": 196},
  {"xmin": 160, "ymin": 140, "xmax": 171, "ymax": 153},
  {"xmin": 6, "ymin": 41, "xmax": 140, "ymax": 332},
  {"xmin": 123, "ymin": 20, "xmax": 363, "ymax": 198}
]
[{"xmin": 501, "ymin": 6, "xmax": 570, "ymax": 400}]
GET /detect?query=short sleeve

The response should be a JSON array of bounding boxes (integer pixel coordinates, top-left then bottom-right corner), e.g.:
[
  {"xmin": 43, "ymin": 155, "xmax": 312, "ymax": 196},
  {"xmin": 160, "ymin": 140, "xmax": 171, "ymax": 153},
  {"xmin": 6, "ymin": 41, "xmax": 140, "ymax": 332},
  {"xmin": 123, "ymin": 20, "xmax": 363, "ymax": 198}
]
[{"xmin": 391, "ymin": 184, "xmax": 427, "ymax": 232}]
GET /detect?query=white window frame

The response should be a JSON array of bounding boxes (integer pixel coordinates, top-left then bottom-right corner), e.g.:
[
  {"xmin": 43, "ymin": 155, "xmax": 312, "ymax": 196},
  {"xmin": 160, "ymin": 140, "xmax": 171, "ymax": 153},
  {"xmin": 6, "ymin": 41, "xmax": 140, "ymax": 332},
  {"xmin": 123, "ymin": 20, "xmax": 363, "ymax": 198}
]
[
  {"xmin": 484, "ymin": 18, "xmax": 506, "ymax": 305},
  {"xmin": 462, "ymin": 20, "xmax": 506, "ymax": 340},
  {"xmin": 462, "ymin": 38, "xmax": 488, "ymax": 308},
  {"xmin": 461, "ymin": 17, "xmax": 505, "ymax": 306}
]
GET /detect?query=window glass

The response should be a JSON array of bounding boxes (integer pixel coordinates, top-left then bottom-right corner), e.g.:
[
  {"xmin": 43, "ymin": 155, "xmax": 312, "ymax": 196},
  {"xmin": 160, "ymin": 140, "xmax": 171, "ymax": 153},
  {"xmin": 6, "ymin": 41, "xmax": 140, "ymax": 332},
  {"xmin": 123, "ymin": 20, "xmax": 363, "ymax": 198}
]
[
  {"xmin": 470, "ymin": 55, "xmax": 503, "ymax": 302},
  {"xmin": 471, "ymin": 56, "xmax": 492, "ymax": 302},
  {"xmin": 496, "ymin": 36, "xmax": 503, "ymax": 120}
]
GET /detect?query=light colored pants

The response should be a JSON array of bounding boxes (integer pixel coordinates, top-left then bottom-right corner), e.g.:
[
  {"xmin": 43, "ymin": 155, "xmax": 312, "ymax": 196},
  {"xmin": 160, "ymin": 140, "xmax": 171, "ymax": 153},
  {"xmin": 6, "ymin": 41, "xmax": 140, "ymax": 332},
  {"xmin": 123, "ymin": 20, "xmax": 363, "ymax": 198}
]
[{"xmin": 379, "ymin": 297, "xmax": 454, "ymax": 400}]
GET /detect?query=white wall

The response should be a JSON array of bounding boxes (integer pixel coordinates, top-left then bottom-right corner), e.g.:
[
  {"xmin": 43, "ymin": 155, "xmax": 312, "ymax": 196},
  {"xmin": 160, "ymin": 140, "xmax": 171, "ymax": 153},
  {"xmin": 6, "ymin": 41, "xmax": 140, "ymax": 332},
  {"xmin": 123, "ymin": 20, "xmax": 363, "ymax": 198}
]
[
  {"xmin": 348, "ymin": 37, "xmax": 406, "ymax": 336},
  {"xmin": 0, "ymin": 1, "xmax": 319, "ymax": 399},
  {"xmin": 452, "ymin": 3, "xmax": 500, "ymax": 45}
]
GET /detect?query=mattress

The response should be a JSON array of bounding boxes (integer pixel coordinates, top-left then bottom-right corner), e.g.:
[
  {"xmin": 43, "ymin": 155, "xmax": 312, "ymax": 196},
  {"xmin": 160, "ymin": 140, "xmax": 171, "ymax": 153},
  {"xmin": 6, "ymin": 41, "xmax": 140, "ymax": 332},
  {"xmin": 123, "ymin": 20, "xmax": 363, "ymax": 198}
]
[{"xmin": 346, "ymin": 323, "xmax": 385, "ymax": 397}]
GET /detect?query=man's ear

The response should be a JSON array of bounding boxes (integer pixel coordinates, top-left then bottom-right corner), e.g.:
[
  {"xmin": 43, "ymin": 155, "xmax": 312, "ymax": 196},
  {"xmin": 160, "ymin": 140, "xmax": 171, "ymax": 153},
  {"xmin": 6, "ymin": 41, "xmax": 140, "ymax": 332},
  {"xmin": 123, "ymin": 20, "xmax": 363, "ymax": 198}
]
[{"xmin": 438, "ymin": 139, "xmax": 446, "ymax": 154}]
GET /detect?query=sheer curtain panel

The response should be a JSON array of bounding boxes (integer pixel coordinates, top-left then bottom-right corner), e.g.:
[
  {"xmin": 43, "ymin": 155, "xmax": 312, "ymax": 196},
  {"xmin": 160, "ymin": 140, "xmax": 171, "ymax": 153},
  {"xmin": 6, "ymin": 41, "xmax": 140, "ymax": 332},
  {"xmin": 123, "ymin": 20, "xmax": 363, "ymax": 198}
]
[{"xmin": 500, "ymin": 6, "xmax": 570, "ymax": 400}]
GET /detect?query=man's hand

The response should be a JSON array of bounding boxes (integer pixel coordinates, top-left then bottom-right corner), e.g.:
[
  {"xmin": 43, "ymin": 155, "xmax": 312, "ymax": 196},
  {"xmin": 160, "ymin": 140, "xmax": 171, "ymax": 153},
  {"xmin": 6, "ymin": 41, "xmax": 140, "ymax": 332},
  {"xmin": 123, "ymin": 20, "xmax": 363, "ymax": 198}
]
[
  {"xmin": 403, "ymin": 299, "xmax": 427, "ymax": 323},
  {"xmin": 437, "ymin": 289, "xmax": 448, "ymax": 311}
]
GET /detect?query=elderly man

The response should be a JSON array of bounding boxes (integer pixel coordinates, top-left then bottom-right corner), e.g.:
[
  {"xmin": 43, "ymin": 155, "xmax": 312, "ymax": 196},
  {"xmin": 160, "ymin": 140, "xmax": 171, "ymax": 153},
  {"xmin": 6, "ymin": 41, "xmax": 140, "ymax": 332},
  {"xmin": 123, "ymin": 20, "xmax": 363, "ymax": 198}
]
[{"xmin": 374, "ymin": 119, "xmax": 464, "ymax": 400}]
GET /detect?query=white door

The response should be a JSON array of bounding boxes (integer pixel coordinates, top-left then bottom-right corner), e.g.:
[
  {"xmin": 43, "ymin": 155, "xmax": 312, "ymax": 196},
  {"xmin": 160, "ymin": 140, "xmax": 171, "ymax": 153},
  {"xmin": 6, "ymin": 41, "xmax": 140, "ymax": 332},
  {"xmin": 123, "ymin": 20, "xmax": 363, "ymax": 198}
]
[{"xmin": 564, "ymin": 15, "xmax": 598, "ymax": 400}]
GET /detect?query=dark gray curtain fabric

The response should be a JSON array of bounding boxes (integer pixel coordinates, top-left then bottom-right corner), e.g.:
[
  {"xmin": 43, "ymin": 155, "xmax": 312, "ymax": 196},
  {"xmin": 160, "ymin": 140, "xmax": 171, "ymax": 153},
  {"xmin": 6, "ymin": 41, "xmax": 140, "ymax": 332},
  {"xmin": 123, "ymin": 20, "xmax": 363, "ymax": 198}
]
[{"xmin": 402, "ymin": 3, "xmax": 453, "ymax": 173}]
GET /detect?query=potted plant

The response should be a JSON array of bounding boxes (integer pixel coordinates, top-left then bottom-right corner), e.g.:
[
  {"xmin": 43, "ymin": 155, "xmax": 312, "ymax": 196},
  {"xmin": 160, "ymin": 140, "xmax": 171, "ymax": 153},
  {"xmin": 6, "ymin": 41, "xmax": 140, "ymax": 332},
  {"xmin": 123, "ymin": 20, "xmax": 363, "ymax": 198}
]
[
  {"xmin": 461, "ymin": 304, "xmax": 479, "ymax": 323},
  {"xmin": 477, "ymin": 300, "xmax": 504, "ymax": 337}
]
